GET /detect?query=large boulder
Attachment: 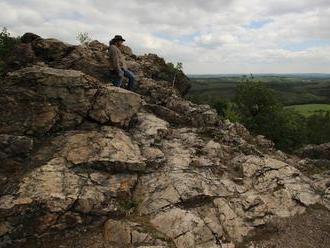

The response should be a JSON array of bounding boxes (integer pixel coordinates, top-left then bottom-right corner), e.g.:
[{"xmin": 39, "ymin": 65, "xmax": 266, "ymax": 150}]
[
  {"xmin": 0, "ymin": 65, "xmax": 142, "ymax": 135},
  {"xmin": 89, "ymin": 86, "xmax": 142, "ymax": 126},
  {"xmin": 20, "ymin": 32, "xmax": 41, "ymax": 43},
  {"xmin": 32, "ymin": 38, "xmax": 75, "ymax": 62},
  {"xmin": 46, "ymin": 127, "xmax": 146, "ymax": 172}
]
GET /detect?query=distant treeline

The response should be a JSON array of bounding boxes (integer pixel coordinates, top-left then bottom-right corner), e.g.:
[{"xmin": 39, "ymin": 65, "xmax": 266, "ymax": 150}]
[
  {"xmin": 188, "ymin": 75, "xmax": 330, "ymax": 106},
  {"xmin": 187, "ymin": 76, "xmax": 330, "ymax": 152}
]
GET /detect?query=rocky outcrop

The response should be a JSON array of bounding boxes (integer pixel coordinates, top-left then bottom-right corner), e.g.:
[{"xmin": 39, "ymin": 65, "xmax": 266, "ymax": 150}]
[
  {"xmin": 133, "ymin": 128, "xmax": 323, "ymax": 247},
  {"xmin": 0, "ymin": 135, "xmax": 33, "ymax": 162},
  {"xmin": 0, "ymin": 33, "xmax": 329, "ymax": 248},
  {"xmin": 5, "ymin": 33, "xmax": 191, "ymax": 96},
  {"xmin": 104, "ymin": 219, "xmax": 169, "ymax": 247},
  {"xmin": 0, "ymin": 65, "xmax": 142, "ymax": 136},
  {"xmin": 297, "ymin": 143, "xmax": 330, "ymax": 160},
  {"xmin": 0, "ymin": 126, "xmax": 145, "ymax": 244},
  {"xmin": 137, "ymin": 78, "xmax": 218, "ymax": 127}
]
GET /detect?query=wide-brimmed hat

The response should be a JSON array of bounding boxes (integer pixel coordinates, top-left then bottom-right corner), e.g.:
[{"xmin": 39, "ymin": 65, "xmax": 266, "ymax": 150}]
[{"xmin": 111, "ymin": 35, "xmax": 125, "ymax": 42}]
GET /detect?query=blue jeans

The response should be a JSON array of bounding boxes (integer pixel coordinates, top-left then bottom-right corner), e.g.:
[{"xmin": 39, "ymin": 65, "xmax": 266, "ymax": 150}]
[{"xmin": 113, "ymin": 69, "xmax": 136, "ymax": 90}]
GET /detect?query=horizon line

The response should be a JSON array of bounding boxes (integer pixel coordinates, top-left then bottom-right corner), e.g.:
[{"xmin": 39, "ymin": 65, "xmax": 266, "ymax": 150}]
[{"xmin": 188, "ymin": 72, "xmax": 330, "ymax": 76}]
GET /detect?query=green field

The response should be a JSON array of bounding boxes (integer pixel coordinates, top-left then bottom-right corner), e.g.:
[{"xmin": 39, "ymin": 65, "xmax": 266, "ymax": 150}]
[{"xmin": 285, "ymin": 104, "xmax": 330, "ymax": 116}]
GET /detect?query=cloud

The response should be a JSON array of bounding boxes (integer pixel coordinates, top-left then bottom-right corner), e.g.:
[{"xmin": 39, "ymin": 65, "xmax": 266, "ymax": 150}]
[
  {"xmin": 194, "ymin": 33, "xmax": 237, "ymax": 48},
  {"xmin": 1, "ymin": 0, "xmax": 330, "ymax": 73}
]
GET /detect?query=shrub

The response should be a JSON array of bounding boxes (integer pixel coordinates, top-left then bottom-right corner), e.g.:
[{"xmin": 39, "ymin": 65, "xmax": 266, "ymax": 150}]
[
  {"xmin": 76, "ymin": 32, "xmax": 92, "ymax": 45},
  {"xmin": 0, "ymin": 27, "xmax": 20, "ymax": 77},
  {"xmin": 211, "ymin": 99, "xmax": 240, "ymax": 122}
]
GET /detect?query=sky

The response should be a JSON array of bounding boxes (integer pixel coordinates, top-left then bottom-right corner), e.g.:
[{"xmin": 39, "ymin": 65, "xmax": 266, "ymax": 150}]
[{"xmin": 1, "ymin": 0, "xmax": 330, "ymax": 74}]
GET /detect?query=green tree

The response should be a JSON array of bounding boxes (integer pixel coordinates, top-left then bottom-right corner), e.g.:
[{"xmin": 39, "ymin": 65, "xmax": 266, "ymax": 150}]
[
  {"xmin": 235, "ymin": 76, "xmax": 306, "ymax": 151},
  {"xmin": 305, "ymin": 111, "xmax": 330, "ymax": 144},
  {"xmin": 261, "ymin": 109, "xmax": 306, "ymax": 151},
  {"xmin": 172, "ymin": 62, "xmax": 183, "ymax": 87},
  {"xmin": 235, "ymin": 76, "xmax": 282, "ymax": 124}
]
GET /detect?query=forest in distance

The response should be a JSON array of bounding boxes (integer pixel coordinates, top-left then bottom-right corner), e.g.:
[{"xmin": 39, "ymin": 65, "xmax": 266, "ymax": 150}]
[
  {"xmin": 187, "ymin": 74, "xmax": 330, "ymax": 108},
  {"xmin": 187, "ymin": 74, "xmax": 330, "ymax": 151}
]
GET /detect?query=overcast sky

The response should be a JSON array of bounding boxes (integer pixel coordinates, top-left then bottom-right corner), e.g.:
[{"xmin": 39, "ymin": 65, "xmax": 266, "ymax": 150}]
[{"xmin": 1, "ymin": 0, "xmax": 330, "ymax": 74}]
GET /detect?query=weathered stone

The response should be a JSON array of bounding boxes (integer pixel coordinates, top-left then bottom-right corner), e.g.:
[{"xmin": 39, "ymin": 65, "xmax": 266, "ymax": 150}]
[
  {"xmin": 312, "ymin": 172, "xmax": 330, "ymax": 210},
  {"xmin": 0, "ymin": 66, "xmax": 97, "ymax": 135},
  {"xmin": 0, "ymin": 222, "xmax": 10, "ymax": 237},
  {"xmin": 141, "ymin": 147, "xmax": 166, "ymax": 166},
  {"xmin": 21, "ymin": 32, "xmax": 41, "ymax": 43},
  {"xmin": 104, "ymin": 219, "xmax": 167, "ymax": 247},
  {"xmin": 134, "ymin": 172, "xmax": 181, "ymax": 215},
  {"xmin": 89, "ymin": 86, "xmax": 142, "ymax": 126},
  {"xmin": 104, "ymin": 219, "xmax": 131, "ymax": 245},
  {"xmin": 145, "ymin": 103, "xmax": 187, "ymax": 125},
  {"xmin": 89, "ymin": 172, "xmax": 138, "ymax": 197},
  {"xmin": 203, "ymin": 140, "xmax": 224, "ymax": 158},
  {"xmin": 5, "ymin": 42, "xmax": 39, "ymax": 71},
  {"xmin": 0, "ymin": 89, "xmax": 59, "ymax": 135},
  {"xmin": 254, "ymin": 135, "xmax": 275, "ymax": 150},
  {"xmin": 32, "ymin": 38, "xmax": 74, "ymax": 62},
  {"xmin": 55, "ymin": 127, "xmax": 145, "ymax": 172},
  {"xmin": 0, "ymin": 126, "xmax": 146, "ymax": 241},
  {"xmin": 132, "ymin": 112, "xmax": 169, "ymax": 146},
  {"xmin": 150, "ymin": 207, "xmax": 216, "ymax": 247},
  {"xmin": 0, "ymin": 66, "xmax": 142, "ymax": 135},
  {"xmin": 0, "ymin": 134, "xmax": 33, "ymax": 160},
  {"xmin": 297, "ymin": 143, "xmax": 330, "ymax": 160},
  {"xmin": 213, "ymin": 199, "xmax": 251, "ymax": 242},
  {"xmin": 0, "ymin": 158, "xmax": 81, "ymax": 212}
]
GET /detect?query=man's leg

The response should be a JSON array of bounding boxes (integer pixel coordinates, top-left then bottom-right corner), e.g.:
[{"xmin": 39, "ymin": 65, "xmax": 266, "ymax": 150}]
[
  {"xmin": 115, "ymin": 76, "xmax": 124, "ymax": 87},
  {"xmin": 110, "ymin": 70, "xmax": 124, "ymax": 87},
  {"xmin": 123, "ymin": 69, "xmax": 136, "ymax": 90}
]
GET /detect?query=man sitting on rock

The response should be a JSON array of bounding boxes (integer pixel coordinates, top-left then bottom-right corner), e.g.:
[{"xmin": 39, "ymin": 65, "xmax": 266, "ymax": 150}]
[{"xmin": 108, "ymin": 35, "xmax": 136, "ymax": 90}]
